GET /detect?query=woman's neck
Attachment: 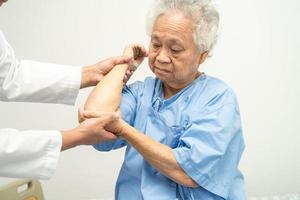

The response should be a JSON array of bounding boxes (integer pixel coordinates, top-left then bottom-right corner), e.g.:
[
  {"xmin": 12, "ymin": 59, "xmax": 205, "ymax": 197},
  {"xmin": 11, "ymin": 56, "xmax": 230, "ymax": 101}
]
[{"xmin": 163, "ymin": 71, "xmax": 201, "ymax": 99}]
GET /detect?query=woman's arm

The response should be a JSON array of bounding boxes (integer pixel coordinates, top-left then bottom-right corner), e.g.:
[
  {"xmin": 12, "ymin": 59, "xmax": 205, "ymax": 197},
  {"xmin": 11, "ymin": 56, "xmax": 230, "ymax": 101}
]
[
  {"xmin": 111, "ymin": 119, "xmax": 199, "ymax": 188},
  {"xmin": 81, "ymin": 109, "xmax": 198, "ymax": 187},
  {"xmin": 84, "ymin": 45, "xmax": 147, "ymax": 112}
]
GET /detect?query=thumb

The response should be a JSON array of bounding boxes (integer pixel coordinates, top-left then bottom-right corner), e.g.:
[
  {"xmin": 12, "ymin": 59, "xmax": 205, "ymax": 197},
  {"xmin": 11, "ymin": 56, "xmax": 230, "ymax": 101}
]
[
  {"xmin": 112, "ymin": 55, "xmax": 132, "ymax": 65},
  {"xmin": 102, "ymin": 131, "xmax": 118, "ymax": 140},
  {"xmin": 83, "ymin": 110, "xmax": 109, "ymax": 118},
  {"xmin": 95, "ymin": 113, "xmax": 118, "ymax": 125}
]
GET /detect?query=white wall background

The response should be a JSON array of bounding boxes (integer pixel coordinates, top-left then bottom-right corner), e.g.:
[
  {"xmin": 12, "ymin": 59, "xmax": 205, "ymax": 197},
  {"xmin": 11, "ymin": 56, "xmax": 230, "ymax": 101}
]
[{"xmin": 0, "ymin": 0, "xmax": 299, "ymax": 199}]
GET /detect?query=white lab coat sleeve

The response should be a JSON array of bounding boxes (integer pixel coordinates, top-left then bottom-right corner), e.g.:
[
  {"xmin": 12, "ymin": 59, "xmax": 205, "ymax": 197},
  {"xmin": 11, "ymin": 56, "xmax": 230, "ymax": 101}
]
[
  {"xmin": 0, "ymin": 129, "xmax": 62, "ymax": 180},
  {"xmin": 0, "ymin": 30, "xmax": 81, "ymax": 105}
]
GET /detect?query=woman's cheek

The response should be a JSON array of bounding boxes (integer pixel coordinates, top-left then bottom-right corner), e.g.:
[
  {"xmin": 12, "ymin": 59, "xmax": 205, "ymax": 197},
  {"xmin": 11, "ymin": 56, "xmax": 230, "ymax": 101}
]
[{"xmin": 148, "ymin": 54, "xmax": 155, "ymax": 70}]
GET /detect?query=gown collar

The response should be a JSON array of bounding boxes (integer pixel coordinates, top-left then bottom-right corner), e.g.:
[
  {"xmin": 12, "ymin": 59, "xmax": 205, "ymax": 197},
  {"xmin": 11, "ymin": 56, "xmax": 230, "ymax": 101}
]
[{"xmin": 152, "ymin": 72, "xmax": 206, "ymax": 108}]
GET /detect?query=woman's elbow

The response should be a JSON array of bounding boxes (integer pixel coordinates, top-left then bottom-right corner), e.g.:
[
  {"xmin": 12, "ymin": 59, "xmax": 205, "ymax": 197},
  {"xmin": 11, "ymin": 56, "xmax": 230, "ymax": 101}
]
[
  {"xmin": 182, "ymin": 177, "xmax": 198, "ymax": 188},
  {"xmin": 175, "ymin": 173, "xmax": 198, "ymax": 188}
]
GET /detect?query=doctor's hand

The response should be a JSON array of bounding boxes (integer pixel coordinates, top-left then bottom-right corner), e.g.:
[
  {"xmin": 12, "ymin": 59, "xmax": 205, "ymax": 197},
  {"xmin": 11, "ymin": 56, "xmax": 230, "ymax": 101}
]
[
  {"xmin": 60, "ymin": 111, "xmax": 119, "ymax": 151},
  {"xmin": 78, "ymin": 107, "xmax": 125, "ymax": 135},
  {"xmin": 81, "ymin": 56, "xmax": 133, "ymax": 89},
  {"xmin": 0, "ymin": 0, "xmax": 8, "ymax": 7},
  {"xmin": 78, "ymin": 107, "xmax": 122, "ymax": 123}
]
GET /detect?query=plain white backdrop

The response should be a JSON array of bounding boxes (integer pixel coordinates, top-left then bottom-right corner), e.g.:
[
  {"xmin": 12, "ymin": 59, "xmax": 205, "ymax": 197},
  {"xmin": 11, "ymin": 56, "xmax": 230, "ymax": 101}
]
[{"xmin": 0, "ymin": 0, "xmax": 299, "ymax": 199}]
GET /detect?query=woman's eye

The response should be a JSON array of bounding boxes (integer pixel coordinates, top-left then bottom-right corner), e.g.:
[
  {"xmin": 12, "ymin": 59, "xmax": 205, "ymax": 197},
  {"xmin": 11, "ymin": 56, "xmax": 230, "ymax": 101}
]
[
  {"xmin": 171, "ymin": 49, "xmax": 182, "ymax": 54},
  {"xmin": 152, "ymin": 43, "xmax": 161, "ymax": 49}
]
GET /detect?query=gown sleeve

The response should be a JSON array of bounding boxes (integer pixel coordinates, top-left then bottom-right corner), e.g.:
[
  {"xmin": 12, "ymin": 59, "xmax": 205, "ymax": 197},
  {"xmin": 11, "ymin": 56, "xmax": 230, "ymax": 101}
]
[{"xmin": 172, "ymin": 89, "xmax": 245, "ymax": 198}]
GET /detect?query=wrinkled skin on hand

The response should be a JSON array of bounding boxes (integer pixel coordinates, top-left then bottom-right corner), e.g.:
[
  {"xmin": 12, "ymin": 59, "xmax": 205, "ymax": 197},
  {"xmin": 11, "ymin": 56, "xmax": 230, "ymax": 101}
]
[{"xmin": 123, "ymin": 44, "xmax": 148, "ymax": 71}]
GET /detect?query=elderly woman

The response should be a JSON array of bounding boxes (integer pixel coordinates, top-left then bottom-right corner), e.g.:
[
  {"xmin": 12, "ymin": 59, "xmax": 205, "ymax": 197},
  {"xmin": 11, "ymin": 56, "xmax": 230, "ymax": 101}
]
[{"xmin": 83, "ymin": 0, "xmax": 246, "ymax": 199}]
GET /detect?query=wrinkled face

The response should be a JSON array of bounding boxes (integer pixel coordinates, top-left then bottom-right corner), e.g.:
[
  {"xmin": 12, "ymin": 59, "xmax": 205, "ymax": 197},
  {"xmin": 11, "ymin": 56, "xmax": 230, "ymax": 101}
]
[
  {"xmin": 0, "ymin": 0, "xmax": 8, "ymax": 7},
  {"xmin": 148, "ymin": 11, "xmax": 203, "ymax": 89}
]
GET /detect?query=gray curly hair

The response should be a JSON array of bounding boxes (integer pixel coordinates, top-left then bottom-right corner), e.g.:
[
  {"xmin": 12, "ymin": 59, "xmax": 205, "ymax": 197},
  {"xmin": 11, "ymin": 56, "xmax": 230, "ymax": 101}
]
[{"xmin": 146, "ymin": 0, "xmax": 219, "ymax": 55}]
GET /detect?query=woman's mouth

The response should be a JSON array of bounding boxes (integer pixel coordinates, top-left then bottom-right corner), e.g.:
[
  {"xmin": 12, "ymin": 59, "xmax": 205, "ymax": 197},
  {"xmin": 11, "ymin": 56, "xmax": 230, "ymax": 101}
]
[{"xmin": 154, "ymin": 66, "xmax": 170, "ymax": 74}]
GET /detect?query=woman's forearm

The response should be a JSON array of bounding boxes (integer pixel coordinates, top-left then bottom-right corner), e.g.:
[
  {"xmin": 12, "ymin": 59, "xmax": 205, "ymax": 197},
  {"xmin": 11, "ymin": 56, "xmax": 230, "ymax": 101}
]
[
  {"xmin": 84, "ymin": 45, "xmax": 147, "ymax": 112},
  {"xmin": 117, "ymin": 120, "xmax": 198, "ymax": 188},
  {"xmin": 84, "ymin": 64, "xmax": 128, "ymax": 112}
]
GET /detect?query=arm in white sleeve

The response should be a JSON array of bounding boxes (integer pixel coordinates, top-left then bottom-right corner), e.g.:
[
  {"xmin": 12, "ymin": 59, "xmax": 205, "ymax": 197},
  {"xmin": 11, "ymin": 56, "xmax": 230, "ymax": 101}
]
[
  {"xmin": 0, "ymin": 30, "xmax": 81, "ymax": 105},
  {"xmin": 0, "ymin": 129, "xmax": 62, "ymax": 180}
]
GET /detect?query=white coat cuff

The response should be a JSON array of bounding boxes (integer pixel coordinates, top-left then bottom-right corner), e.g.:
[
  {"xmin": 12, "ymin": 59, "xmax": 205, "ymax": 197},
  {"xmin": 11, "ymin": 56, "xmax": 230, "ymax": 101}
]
[{"xmin": 38, "ymin": 130, "xmax": 62, "ymax": 179}]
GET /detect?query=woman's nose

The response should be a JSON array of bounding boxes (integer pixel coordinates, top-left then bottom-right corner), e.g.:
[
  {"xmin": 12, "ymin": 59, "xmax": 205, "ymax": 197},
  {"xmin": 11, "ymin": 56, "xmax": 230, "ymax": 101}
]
[{"xmin": 156, "ymin": 49, "xmax": 171, "ymax": 63}]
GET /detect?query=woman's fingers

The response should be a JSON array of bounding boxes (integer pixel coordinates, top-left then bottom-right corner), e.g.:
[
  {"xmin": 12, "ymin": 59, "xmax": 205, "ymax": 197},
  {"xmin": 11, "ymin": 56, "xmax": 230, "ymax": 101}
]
[
  {"xmin": 124, "ymin": 44, "xmax": 148, "ymax": 71},
  {"xmin": 123, "ymin": 70, "xmax": 134, "ymax": 83},
  {"xmin": 133, "ymin": 44, "xmax": 148, "ymax": 58}
]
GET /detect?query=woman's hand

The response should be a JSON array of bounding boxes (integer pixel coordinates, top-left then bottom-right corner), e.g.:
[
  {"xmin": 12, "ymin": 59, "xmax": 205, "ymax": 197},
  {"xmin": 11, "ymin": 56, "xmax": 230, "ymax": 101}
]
[{"xmin": 123, "ymin": 44, "xmax": 148, "ymax": 71}]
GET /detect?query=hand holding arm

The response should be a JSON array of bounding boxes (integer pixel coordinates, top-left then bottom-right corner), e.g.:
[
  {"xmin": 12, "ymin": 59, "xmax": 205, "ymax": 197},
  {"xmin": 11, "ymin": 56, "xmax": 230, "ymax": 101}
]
[
  {"xmin": 80, "ymin": 55, "xmax": 134, "ymax": 89},
  {"xmin": 83, "ymin": 44, "xmax": 147, "ymax": 112},
  {"xmin": 61, "ymin": 111, "xmax": 119, "ymax": 151}
]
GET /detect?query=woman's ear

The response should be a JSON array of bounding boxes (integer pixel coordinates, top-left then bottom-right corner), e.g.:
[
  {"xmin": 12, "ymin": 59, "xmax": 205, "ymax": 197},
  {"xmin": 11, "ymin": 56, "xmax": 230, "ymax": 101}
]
[{"xmin": 198, "ymin": 51, "xmax": 209, "ymax": 65}]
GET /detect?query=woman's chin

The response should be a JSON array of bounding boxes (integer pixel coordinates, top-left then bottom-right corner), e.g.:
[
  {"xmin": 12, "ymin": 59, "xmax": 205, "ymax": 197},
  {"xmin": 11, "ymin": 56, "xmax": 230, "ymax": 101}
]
[{"xmin": 154, "ymin": 73, "xmax": 166, "ymax": 81}]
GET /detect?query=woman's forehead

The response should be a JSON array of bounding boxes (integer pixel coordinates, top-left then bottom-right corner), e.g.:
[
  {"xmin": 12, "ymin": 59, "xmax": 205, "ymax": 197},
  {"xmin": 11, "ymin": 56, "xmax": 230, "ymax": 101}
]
[
  {"xmin": 151, "ymin": 32, "xmax": 184, "ymax": 45},
  {"xmin": 151, "ymin": 13, "xmax": 194, "ymax": 42}
]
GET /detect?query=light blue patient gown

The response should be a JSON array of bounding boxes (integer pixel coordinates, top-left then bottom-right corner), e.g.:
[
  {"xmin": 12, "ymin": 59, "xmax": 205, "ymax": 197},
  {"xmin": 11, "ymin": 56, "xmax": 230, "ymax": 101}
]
[{"xmin": 94, "ymin": 74, "xmax": 247, "ymax": 200}]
